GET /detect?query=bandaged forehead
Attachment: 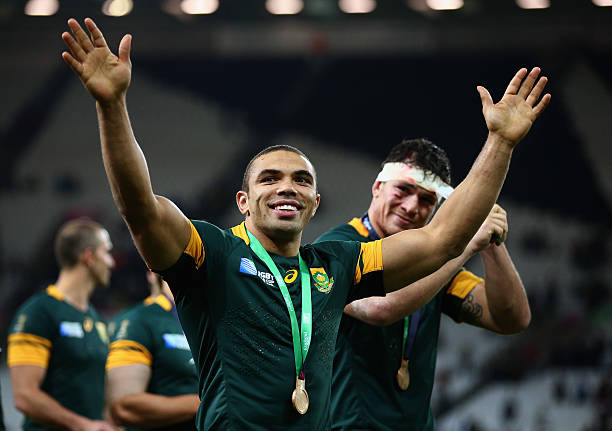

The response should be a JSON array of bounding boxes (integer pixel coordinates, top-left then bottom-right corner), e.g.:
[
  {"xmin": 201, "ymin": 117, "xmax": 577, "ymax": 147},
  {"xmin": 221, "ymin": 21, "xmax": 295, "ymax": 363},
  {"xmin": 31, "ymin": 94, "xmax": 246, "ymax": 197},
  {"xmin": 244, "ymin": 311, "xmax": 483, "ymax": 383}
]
[{"xmin": 375, "ymin": 162, "xmax": 454, "ymax": 203}]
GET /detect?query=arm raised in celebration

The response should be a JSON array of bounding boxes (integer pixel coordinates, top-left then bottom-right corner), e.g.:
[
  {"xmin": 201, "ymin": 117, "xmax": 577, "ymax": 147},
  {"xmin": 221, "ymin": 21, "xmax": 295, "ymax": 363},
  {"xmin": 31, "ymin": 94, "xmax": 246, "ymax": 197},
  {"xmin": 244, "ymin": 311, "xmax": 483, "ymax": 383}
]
[
  {"xmin": 382, "ymin": 68, "xmax": 550, "ymax": 292},
  {"xmin": 61, "ymin": 18, "xmax": 189, "ymax": 270}
]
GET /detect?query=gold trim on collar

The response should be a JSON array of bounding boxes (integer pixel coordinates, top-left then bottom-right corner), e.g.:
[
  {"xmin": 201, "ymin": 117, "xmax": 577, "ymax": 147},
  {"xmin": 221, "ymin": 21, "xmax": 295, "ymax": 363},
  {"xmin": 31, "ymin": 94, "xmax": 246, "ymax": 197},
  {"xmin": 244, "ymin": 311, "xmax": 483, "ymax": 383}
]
[
  {"xmin": 231, "ymin": 222, "xmax": 250, "ymax": 245},
  {"xmin": 46, "ymin": 285, "xmax": 63, "ymax": 301},
  {"xmin": 348, "ymin": 218, "xmax": 370, "ymax": 238}
]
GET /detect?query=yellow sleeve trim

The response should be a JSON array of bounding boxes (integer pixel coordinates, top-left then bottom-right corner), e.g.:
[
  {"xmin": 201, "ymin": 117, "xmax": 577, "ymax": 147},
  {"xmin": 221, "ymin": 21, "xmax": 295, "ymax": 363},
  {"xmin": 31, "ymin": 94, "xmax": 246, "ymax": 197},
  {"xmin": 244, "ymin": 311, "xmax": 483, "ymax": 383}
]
[
  {"xmin": 8, "ymin": 333, "xmax": 52, "ymax": 368},
  {"xmin": 354, "ymin": 240, "xmax": 383, "ymax": 284},
  {"xmin": 185, "ymin": 221, "xmax": 205, "ymax": 270},
  {"xmin": 446, "ymin": 271, "xmax": 484, "ymax": 299},
  {"xmin": 46, "ymin": 285, "xmax": 63, "ymax": 301},
  {"xmin": 348, "ymin": 218, "xmax": 370, "ymax": 238},
  {"xmin": 106, "ymin": 340, "xmax": 152, "ymax": 370},
  {"xmin": 231, "ymin": 222, "xmax": 250, "ymax": 245}
]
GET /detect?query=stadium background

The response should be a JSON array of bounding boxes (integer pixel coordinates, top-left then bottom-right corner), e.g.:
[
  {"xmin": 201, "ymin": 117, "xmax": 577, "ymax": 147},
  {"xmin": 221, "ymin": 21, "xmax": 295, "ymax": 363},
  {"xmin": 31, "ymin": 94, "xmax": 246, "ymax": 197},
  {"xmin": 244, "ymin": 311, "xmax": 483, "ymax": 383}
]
[{"xmin": 1, "ymin": 1, "xmax": 611, "ymax": 429}]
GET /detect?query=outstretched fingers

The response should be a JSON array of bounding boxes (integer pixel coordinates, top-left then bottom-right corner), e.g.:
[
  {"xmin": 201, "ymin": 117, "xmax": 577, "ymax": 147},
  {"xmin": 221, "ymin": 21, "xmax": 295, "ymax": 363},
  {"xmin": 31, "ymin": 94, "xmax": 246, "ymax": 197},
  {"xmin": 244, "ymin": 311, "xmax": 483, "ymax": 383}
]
[
  {"xmin": 517, "ymin": 67, "xmax": 541, "ymax": 99},
  {"xmin": 532, "ymin": 92, "xmax": 552, "ymax": 117},
  {"xmin": 61, "ymin": 31, "xmax": 87, "ymax": 62},
  {"xmin": 504, "ymin": 68, "xmax": 528, "ymax": 95},
  {"xmin": 67, "ymin": 18, "xmax": 95, "ymax": 53},
  {"xmin": 84, "ymin": 18, "xmax": 108, "ymax": 49},
  {"xmin": 61, "ymin": 51, "xmax": 83, "ymax": 75}
]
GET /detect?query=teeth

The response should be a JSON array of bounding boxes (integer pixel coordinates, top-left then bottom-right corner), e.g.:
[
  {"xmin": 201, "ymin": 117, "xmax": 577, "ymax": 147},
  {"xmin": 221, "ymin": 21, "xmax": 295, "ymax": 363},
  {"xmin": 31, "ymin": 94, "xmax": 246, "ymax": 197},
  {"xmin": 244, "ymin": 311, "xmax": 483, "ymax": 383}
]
[{"xmin": 276, "ymin": 205, "xmax": 297, "ymax": 211}]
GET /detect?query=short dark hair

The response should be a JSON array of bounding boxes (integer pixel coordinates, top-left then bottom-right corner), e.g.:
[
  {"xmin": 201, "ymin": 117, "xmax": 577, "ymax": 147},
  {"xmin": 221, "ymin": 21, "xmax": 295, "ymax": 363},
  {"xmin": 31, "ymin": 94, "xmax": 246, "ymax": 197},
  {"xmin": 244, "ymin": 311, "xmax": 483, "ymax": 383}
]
[
  {"xmin": 54, "ymin": 219, "xmax": 105, "ymax": 269},
  {"xmin": 382, "ymin": 138, "xmax": 451, "ymax": 185},
  {"xmin": 241, "ymin": 144, "xmax": 315, "ymax": 192}
]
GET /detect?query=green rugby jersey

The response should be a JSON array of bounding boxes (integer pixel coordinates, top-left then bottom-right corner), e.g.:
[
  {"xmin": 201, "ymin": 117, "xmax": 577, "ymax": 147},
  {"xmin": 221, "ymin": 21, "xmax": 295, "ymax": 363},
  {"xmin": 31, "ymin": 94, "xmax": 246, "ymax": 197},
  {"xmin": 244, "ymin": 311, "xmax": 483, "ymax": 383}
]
[
  {"xmin": 7, "ymin": 286, "xmax": 109, "ymax": 431},
  {"xmin": 315, "ymin": 218, "xmax": 483, "ymax": 431},
  {"xmin": 106, "ymin": 294, "xmax": 199, "ymax": 431},
  {"xmin": 158, "ymin": 220, "xmax": 385, "ymax": 431}
]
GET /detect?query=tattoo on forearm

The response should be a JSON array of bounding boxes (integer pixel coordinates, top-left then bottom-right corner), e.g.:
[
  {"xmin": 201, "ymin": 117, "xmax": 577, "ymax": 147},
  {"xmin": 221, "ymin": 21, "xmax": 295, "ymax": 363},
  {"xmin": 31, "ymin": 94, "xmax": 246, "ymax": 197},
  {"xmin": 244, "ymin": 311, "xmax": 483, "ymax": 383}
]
[{"xmin": 460, "ymin": 292, "xmax": 483, "ymax": 326}]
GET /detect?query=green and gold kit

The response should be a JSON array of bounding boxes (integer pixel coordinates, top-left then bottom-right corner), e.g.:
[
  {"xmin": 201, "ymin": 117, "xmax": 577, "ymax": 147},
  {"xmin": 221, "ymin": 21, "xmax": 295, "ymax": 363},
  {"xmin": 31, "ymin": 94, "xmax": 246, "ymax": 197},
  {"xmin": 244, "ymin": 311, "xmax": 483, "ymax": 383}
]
[
  {"xmin": 315, "ymin": 218, "xmax": 484, "ymax": 431},
  {"xmin": 7, "ymin": 286, "xmax": 109, "ymax": 431},
  {"xmin": 158, "ymin": 220, "xmax": 384, "ymax": 431},
  {"xmin": 106, "ymin": 294, "xmax": 199, "ymax": 431}
]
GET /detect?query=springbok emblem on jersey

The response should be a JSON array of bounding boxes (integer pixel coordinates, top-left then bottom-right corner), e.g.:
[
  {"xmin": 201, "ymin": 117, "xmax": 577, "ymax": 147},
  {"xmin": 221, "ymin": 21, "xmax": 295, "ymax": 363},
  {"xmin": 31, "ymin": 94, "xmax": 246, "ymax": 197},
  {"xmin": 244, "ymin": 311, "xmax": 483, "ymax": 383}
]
[{"xmin": 310, "ymin": 268, "xmax": 334, "ymax": 294}]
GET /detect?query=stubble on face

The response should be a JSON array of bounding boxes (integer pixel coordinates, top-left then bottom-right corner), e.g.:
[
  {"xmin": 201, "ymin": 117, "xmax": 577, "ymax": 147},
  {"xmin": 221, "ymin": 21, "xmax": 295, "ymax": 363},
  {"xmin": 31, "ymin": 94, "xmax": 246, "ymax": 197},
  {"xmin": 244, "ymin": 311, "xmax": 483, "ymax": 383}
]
[
  {"xmin": 243, "ymin": 151, "xmax": 319, "ymax": 243},
  {"xmin": 370, "ymin": 180, "xmax": 437, "ymax": 238}
]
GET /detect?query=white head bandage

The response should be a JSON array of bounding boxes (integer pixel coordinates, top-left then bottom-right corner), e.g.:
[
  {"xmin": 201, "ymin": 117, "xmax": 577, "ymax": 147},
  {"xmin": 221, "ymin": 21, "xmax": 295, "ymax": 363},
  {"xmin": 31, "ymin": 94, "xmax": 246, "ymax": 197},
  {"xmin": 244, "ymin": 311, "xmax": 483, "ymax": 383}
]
[{"xmin": 375, "ymin": 162, "xmax": 454, "ymax": 203}]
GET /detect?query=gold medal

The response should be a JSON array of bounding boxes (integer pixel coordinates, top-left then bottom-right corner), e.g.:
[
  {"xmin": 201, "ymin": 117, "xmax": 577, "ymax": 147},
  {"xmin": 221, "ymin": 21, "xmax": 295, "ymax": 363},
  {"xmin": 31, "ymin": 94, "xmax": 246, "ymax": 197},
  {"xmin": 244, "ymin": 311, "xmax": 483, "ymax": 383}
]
[
  {"xmin": 396, "ymin": 358, "xmax": 410, "ymax": 390},
  {"xmin": 291, "ymin": 376, "xmax": 309, "ymax": 414}
]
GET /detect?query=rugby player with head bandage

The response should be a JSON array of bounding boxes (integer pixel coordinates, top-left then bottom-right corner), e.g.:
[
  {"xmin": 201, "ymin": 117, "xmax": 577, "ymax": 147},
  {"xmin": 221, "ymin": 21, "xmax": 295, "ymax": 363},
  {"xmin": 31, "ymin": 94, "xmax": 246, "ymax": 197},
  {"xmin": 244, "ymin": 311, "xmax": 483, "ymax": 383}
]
[{"xmin": 316, "ymin": 138, "xmax": 530, "ymax": 431}]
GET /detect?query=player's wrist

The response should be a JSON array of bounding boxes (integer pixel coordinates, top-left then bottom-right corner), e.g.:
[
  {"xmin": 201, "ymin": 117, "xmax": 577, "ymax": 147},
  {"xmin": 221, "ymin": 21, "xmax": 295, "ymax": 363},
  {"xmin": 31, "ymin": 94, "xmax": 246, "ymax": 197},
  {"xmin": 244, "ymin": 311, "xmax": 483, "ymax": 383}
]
[
  {"xmin": 95, "ymin": 93, "xmax": 127, "ymax": 110},
  {"xmin": 68, "ymin": 414, "xmax": 92, "ymax": 431},
  {"xmin": 485, "ymin": 131, "xmax": 516, "ymax": 152}
]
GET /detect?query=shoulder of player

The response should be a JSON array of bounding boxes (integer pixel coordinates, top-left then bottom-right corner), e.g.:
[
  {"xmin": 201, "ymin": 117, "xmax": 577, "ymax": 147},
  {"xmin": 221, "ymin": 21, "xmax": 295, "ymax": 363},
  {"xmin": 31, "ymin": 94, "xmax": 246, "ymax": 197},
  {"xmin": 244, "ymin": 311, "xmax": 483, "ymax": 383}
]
[
  {"xmin": 15, "ymin": 288, "xmax": 59, "ymax": 315},
  {"xmin": 118, "ymin": 302, "xmax": 155, "ymax": 322},
  {"xmin": 315, "ymin": 219, "xmax": 368, "ymax": 243},
  {"xmin": 189, "ymin": 219, "xmax": 253, "ymax": 251},
  {"xmin": 302, "ymin": 238, "xmax": 362, "ymax": 261}
]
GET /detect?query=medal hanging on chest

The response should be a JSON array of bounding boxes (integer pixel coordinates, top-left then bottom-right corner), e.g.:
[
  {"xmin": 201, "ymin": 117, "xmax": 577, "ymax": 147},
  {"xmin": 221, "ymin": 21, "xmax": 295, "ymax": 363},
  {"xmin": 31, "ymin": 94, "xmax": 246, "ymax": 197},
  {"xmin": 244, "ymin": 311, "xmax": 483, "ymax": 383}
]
[
  {"xmin": 396, "ymin": 309, "xmax": 421, "ymax": 391},
  {"xmin": 396, "ymin": 359, "xmax": 410, "ymax": 390},
  {"xmin": 247, "ymin": 230, "xmax": 312, "ymax": 414},
  {"xmin": 292, "ymin": 372, "xmax": 309, "ymax": 414}
]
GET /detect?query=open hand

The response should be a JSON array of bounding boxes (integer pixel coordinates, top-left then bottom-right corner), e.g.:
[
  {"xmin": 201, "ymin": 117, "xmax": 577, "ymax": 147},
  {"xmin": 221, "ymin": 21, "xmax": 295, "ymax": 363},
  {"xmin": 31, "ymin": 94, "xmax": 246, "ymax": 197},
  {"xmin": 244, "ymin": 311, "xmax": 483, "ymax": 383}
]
[
  {"xmin": 477, "ymin": 67, "xmax": 551, "ymax": 148},
  {"xmin": 61, "ymin": 18, "xmax": 132, "ymax": 103}
]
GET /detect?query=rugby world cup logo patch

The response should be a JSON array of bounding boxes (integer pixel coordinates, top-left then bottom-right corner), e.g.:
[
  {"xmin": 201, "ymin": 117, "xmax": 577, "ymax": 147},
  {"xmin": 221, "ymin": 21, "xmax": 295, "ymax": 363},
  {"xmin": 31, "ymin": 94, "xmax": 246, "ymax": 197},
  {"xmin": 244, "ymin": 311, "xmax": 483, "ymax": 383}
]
[
  {"xmin": 310, "ymin": 267, "xmax": 334, "ymax": 294},
  {"xmin": 239, "ymin": 258, "xmax": 257, "ymax": 276}
]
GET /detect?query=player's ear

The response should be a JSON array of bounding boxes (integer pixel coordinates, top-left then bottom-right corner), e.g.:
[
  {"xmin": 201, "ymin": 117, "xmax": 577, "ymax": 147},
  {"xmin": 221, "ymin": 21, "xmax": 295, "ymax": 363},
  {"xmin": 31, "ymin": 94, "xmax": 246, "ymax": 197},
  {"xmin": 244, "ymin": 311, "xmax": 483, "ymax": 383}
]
[
  {"xmin": 372, "ymin": 181, "xmax": 383, "ymax": 198},
  {"xmin": 80, "ymin": 247, "xmax": 95, "ymax": 266},
  {"xmin": 236, "ymin": 191, "xmax": 250, "ymax": 216},
  {"xmin": 311, "ymin": 194, "xmax": 321, "ymax": 217}
]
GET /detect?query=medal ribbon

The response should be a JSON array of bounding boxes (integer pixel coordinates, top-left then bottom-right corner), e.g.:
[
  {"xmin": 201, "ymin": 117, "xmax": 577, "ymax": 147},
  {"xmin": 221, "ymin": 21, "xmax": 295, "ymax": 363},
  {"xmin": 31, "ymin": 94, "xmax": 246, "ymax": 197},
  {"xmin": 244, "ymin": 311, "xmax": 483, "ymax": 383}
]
[
  {"xmin": 246, "ymin": 230, "xmax": 312, "ymax": 377},
  {"xmin": 401, "ymin": 310, "xmax": 422, "ymax": 361},
  {"xmin": 361, "ymin": 214, "xmax": 380, "ymax": 241},
  {"xmin": 361, "ymin": 213, "xmax": 422, "ymax": 362}
]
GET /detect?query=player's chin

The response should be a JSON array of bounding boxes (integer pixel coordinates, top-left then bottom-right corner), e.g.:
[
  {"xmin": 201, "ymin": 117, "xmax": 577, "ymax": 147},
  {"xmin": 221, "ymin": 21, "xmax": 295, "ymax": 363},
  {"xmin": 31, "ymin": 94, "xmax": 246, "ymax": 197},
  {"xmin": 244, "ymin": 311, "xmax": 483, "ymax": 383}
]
[{"xmin": 271, "ymin": 218, "xmax": 305, "ymax": 236}]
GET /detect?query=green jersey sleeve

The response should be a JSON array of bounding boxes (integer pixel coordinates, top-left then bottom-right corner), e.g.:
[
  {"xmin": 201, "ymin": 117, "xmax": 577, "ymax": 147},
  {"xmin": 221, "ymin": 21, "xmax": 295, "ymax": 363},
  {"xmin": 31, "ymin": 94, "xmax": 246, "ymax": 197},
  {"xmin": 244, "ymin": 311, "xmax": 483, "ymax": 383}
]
[
  {"xmin": 440, "ymin": 269, "xmax": 484, "ymax": 322},
  {"xmin": 107, "ymin": 306, "xmax": 154, "ymax": 369},
  {"xmin": 8, "ymin": 294, "xmax": 55, "ymax": 368}
]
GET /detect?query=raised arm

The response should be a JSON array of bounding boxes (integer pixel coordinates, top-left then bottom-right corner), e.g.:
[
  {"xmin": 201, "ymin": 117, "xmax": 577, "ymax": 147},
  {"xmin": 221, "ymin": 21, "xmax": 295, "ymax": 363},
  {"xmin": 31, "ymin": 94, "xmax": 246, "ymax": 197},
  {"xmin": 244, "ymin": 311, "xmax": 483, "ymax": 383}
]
[
  {"xmin": 346, "ymin": 204, "xmax": 508, "ymax": 325},
  {"xmin": 382, "ymin": 68, "xmax": 550, "ymax": 292},
  {"xmin": 61, "ymin": 18, "xmax": 189, "ymax": 270}
]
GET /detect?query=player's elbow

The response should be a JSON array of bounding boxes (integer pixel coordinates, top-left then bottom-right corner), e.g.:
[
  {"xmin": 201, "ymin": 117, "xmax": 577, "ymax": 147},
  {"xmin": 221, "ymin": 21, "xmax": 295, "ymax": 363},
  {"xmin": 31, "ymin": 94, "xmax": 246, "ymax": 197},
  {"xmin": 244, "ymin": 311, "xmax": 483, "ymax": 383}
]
[
  {"xmin": 110, "ymin": 401, "xmax": 138, "ymax": 426},
  {"xmin": 496, "ymin": 306, "xmax": 532, "ymax": 335},
  {"xmin": 13, "ymin": 390, "xmax": 33, "ymax": 415},
  {"xmin": 510, "ymin": 307, "xmax": 532, "ymax": 334},
  {"xmin": 364, "ymin": 302, "xmax": 400, "ymax": 326}
]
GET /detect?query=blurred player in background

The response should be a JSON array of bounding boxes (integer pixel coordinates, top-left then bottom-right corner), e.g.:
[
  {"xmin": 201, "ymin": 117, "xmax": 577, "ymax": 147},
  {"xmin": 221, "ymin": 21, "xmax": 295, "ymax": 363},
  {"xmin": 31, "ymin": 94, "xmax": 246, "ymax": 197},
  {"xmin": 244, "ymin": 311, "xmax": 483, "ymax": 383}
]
[
  {"xmin": 316, "ymin": 139, "xmax": 530, "ymax": 431},
  {"xmin": 7, "ymin": 219, "xmax": 115, "ymax": 431},
  {"xmin": 106, "ymin": 271, "xmax": 199, "ymax": 431}
]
